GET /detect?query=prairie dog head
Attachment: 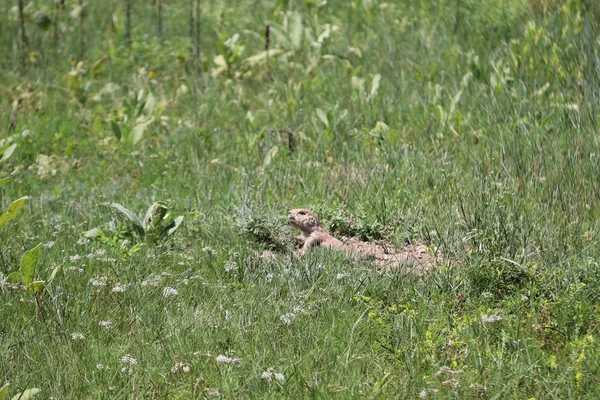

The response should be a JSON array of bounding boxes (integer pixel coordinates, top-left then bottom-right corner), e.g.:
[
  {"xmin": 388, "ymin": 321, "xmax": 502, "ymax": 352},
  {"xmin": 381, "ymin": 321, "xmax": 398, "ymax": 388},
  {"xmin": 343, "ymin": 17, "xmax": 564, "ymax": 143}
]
[{"xmin": 288, "ymin": 208, "xmax": 322, "ymax": 233}]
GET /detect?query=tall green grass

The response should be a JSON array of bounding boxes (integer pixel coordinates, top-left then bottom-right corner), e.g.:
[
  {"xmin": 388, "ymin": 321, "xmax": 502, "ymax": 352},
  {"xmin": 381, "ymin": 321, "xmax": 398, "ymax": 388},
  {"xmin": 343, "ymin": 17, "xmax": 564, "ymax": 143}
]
[{"xmin": 1, "ymin": 0, "xmax": 599, "ymax": 398}]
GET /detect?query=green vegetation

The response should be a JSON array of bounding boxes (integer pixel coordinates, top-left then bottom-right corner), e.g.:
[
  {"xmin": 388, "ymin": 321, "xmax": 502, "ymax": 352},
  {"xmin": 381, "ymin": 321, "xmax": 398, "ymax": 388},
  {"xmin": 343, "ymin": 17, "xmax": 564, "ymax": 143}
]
[{"xmin": 1, "ymin": 0, "xmax": 600, "ymax": 398}]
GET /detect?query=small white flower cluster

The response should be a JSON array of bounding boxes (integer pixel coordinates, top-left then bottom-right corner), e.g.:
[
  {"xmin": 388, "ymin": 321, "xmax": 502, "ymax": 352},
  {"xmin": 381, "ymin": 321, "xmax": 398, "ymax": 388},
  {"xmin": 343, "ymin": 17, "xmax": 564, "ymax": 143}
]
[
  {"xmin": 69, "ymin": 255, "xmax": 82, "ymax": 262},
  {"xmin": 261, "ymin": 368, "xmax": 285, "ymax": 383},
  {"xmin": 171, "ymin": 362, "xmax": 191, "ymax": 374},
  {"xmin": 202, "ymin": 246, "xmax": 215, "ymax": 255},
  {"xmin": 71, "ymin": 332, "xmax": 85, "ymax": 341},
  {"xmin": 434, "ymin": 366, "xmax": 464, "ymax": 377},
  {"xmin": 442, "ymin": 379, "xmax": 460, "ymax": 389},
  {"xmin": 280, "ymin": 313, "xmax": 296, "ymax": 326},
  {"xmin": 120, "ymin": 354, "xmax": 139, "ymax": 365},
  {"xmin": 141, "ymin": 275, "xmax": 163, "ymax": 287},
  {"xmin": 215, "ymin": 355, "xmax": 241, "ymax": 365},
  {"xmin": 77, "ymin": 238, "xmax": 90, "ymax": 246},
  {"xmin": 88, "ymin": 276, "xmax": 108, "ymax": 288},
  {"xmin": 419, "ymin": 389, "xmax": 439, "ymax": 398},
  {"xmin": 470, "ymin": 383, "xmax": 487, "ymax": 393},
  {"xmin": 481, "ymin": 314, "xmax": 503, "ymax": 324},
  {"xmin": 224, "ymin": 261, "xmax": 238, "ymax": 273},
  {"xmin": 45, "ymin": 241, "xmax": 56, "ymax": 249},
  {"xmin": 111, "ymin": 284, "xmax": 127, "ymax": 293},
  {"xmin": 204, "ymin": 389, "xmax": 220, "ymax": 398},
  {"xmin": 98, "ymin": 320, "xmax": 112, "ymax": 328},
  {"xmin": 162, "ymin": 287, "xmax": 178, "ymax": 297}
]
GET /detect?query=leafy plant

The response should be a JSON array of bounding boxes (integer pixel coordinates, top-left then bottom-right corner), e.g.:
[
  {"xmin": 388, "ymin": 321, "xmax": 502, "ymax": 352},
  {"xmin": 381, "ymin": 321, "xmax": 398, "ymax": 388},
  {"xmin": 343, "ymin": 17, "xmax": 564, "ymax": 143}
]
[
  {"xmin": 86, "ymin": 202, "xmax": 183, "ymax": 242},
  {"xmin": 0, "ymin": 196, "xmax": 28, "ymax": 230},
  {"xmin": 6, "ymin": 243, "xmax": 49, "ymax": 293},
  {"xmin": 1, "ymin": 379, "xmax": 41, "ymax": 400}
]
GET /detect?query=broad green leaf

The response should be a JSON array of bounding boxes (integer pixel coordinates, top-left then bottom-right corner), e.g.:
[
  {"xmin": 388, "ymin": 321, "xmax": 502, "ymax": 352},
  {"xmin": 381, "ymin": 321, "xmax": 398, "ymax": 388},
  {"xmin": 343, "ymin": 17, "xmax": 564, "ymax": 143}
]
[
  {"xmin": 91, "ymin": 56, "xmax": 107, "ymax": 76},
  {"xmin": 48, "ymin": 267, "xmax": 59, "ymax": 282},
  {"xmin": 36, "ymin": 154, "xmax": 51, "ymax": 170},
  {"xmin": 131, "ymin": 119, "xmax": 153, "ymax": 144},
  {"xmin": 83, "ymin": 227, "xmax": 103, "ymax": 238},
  {"xmin": 0, "ymin": 383, "xmax": 9, "ymax": 400},
  {"xmin": 244, "ymin": 49, "xmax": 284, "ymax": 66},
  {"xmin": 110, "ymin": 121, "xmax": 122, "ymax": 140},
  {"xmin": 263, "ymin": 146, "xmax": 278, "ymax": 166},
  {"xmin": 315, "ymin": 108, "xmax": 329, "ymax": 128},
  {"xmin": 0, "ymin": 143, "xmax": 17, "ymax": 161},
  {"xmin": 370, "ymin": 74, "xmax": 381, "ymax": 98},
  {"xmin": 167, "ymin": 216, "xmax": 184, "ymax": 236},
  {"xmin": 0, "ymin": 177, "xmax": 10, "ymax": 187},
  {"xmin": 265, "ymin": 22, "xmax": 291, "ymax": 50},
  {"xmin": 143, "ymin": 202, "xmax": 168, "ymax": 231},
  {"xmin": 143, "ymin": 92, "xmax": 157, "ymax": 116},
  {"xmin": 289, "ymin": 11, "xmax": 303, "ymax": 49},
  {"xmin": 7, "ymin": 272, "xmax": 21, "ymax": 282},
  {"xmin": 0, "ymin": 196, "xmax": 29, "ymax": 229},
  {"xmin": 11, "ymin": 388, "xmax": 41, "ymax": 400},
  {"xmin": 28, "ymin": 280, "xmax": 45, "ymax": 293},
  {"xmin": 110, "ymin": 203, "xmax": 143, "ymax": 227},
  {"xmin": 20, "ymin": 243, "xmax": 42, "ymax": 286}
]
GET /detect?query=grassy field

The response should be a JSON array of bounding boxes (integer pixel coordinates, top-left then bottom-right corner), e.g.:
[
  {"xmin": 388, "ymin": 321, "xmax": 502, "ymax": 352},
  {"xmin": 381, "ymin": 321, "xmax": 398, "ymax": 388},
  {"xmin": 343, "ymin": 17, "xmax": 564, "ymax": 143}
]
[{"xmin": 1, "ymin": 0, "xmax": 600, "ymax": 398}]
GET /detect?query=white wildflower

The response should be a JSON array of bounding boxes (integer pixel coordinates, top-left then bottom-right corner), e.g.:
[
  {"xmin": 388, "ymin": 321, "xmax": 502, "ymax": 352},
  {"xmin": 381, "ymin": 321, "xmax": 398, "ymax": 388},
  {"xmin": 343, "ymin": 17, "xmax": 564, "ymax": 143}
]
[
  {"xmin": 224, "ymin": 261, "xmax": 238, "ymax": 273},
  {"xmin": 95, "ymin": 249, "xmax": 107, "ymax": 256},
  {"xmin": 69, "ymin": 254, "xmax": 81, "ymax": 262},
  {"xmin": 162, "ymin": 287, "xmax": 178, "ymax": 297},
  {"xmin": 202, "ymin": 246, "xmax": 215, "ymax": 255},
  {"xmin": 280, "ymin": 313, "xmax": 295, "ymax": 326},
  {"xmin": 215, "ymin": 355, "xmax": 241, "ymax": 365},
  {"xmin": 442, "ymin": 379, "xmax": 460, "ymax": 389},
  {"xmin": 420, "ymin": 389, "xmax": 439, "ymax": 398},
  {"xmin": 470, "ymin": 383, "xmax": 487, "ymax": 393},
  {"xmin": 67, "ymin": 266, "xmax": 84, "ymax": 273},
  {"xmin": 45, "ymin": 241, "xmax": 56, "ymax": 249},
  {"xmin": 435, "ymin": 366, "xmax": 464, "ymax": 377},
  {"xmin": 98, "ymin": 320, "xmax": 112, "ymax": 328},
  {"xmin": 481, "ymin": 314, "xmax": 503, "ymax": 324},
  {"xmin": 96, "ymin": 364, "xmax": 105, "ymax": 370},
  {"xmin": 171, "ymin": 362, "xmax": 191, "ymax": 374},
  {"xmin": 204, "ymin": 389, "xmax": 220, "ymax": 398},
  {"xmin": 141, "ymin": 275, "xmax": 163, "ymax": 287},
  {"xmin": 120, "ymin": 354, "xmax": 138, "ymax": 365},
  {"xmin": 336, "ymin": 273, "xmax": 349, "ymax": 280},
  {"xmin": 71, "ymin": 332, "xmax": 85, "ymax": 341},
  {"xmin": 76, "ymin": 238, "xmax": 89, "ymax": 245},
  {"xmin": 480, "ymin": 291, "xmax": 493, "ymax": 299},
  {"xmin": 111, "ymin": 285, "xmax": 127, "ymax": 293},
  {"xmin": 88, "ymin": 276, "xmax": 108, "ymax": 287},
  {"xmin": 292, "ymin": 305, "xmax": 305, "ymax": 313},
  {"xmin": 261, "ymin": 368, "xmax": 285, "ymax": 383}
]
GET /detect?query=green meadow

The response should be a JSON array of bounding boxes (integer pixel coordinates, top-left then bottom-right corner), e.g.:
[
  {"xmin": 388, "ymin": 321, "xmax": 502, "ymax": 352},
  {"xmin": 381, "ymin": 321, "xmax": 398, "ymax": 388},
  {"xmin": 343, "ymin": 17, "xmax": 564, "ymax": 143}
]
[{"xmin": 1, "ymin": 0, "xmax": 599, "ymax": 398}]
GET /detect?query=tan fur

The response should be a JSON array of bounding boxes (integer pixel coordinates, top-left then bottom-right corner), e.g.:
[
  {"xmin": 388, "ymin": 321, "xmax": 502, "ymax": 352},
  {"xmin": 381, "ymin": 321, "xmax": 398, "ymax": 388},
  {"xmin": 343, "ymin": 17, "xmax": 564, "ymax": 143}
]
[{"xmin": 288, "ymin": 208, "xmax": 343, "ymax": 255}]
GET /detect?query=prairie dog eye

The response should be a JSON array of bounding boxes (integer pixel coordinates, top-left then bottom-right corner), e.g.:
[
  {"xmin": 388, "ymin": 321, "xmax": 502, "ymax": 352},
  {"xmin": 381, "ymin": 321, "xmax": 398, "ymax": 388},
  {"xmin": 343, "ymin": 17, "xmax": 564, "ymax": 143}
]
[{"xmin": 298, "ymin": 211, "xmax": 306, "ymax": 215}]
